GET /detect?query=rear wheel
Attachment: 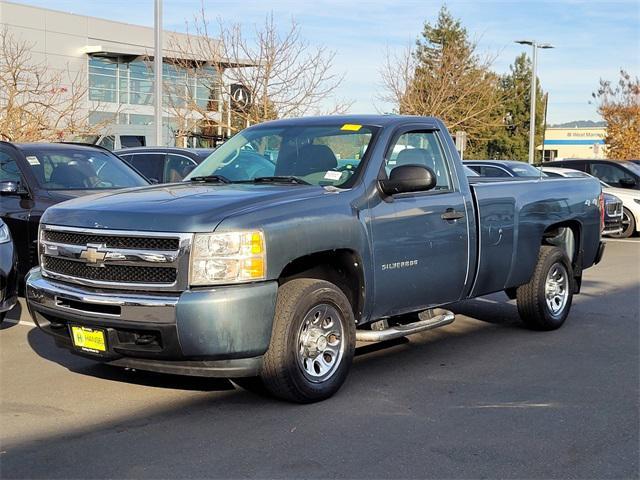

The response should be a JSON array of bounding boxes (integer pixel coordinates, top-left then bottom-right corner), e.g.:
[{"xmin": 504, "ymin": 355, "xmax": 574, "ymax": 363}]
[
  {"xmin": 609, "ymin": 207, "xmax": 636, "ymax": 238},
  {"xmin": 260, "ymin": 278, "xmax": 355, "ymax": 403},
  {"xmin": 516, "ymin": 246, "xmax": 574, "ymax": 331}
]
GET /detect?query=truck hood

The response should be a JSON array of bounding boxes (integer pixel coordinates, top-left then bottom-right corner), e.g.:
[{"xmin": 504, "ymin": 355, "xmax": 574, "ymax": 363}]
[{"xmin": 42, "ymin": 182, "xmax": 328, "ymax": 232}]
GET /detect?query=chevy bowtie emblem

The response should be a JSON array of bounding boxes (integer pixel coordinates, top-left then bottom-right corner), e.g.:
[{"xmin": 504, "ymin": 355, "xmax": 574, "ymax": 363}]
[{"xmin": 80, "ymin": 245, "xmax": 107, "ymax": 265}]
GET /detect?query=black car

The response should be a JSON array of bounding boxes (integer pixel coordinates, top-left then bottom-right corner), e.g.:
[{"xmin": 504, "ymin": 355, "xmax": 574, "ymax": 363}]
[
  {"xmin": 0, "ymin": 219, "xmax": 18, "ymax": 323},
  {"xmin": 115, "ymin": 147, "xmax": 216, "ymax": 183},
  {"xmin": 0, "ymin": 142, "xmax": 149, "ymax": 283},
  {"xmin": 464, "ymin": 160, "xmax": 546, "ymax": 178},
  {"xmin": 548, "ymin": 159, "xmax": 640, "ymax": 190}
]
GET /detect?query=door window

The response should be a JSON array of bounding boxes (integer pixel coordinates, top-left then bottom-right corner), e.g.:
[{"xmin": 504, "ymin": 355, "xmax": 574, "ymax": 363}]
[
  {"xmin": 386, "ymin": 131, "xmax": 453, "ymax": 191},
  {"xmin": 589, "ymin": 163, "xmax": 631, "ymax": 187},
  {"xmin": 165, "ymin": 154, "xmax": 197, "ymax": 182},
  {"xmin": 126, "ymin": 153, "xmax": 165, "ymax": 182},
  {"xmin": 478, "ymin": 166, "xmax": 511, "ymax": 177}
]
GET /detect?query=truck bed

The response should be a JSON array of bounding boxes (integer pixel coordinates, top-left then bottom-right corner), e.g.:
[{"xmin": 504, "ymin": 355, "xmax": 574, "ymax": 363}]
[{"xmin": 467, "ymin": 176, "xmax": 602, "ymax": 298}]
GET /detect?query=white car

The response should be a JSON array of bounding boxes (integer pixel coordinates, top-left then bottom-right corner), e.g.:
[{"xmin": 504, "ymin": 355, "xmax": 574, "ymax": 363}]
[{"xmin": 541, "ymin": 166, "xmax": 640, "ymax": 238}]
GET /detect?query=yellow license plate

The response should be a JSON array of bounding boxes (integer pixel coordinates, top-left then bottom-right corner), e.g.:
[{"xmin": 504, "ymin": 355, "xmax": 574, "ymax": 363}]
[{"xmin": 70, "ymin": 326, "xmax": 106, "ymax": 353}]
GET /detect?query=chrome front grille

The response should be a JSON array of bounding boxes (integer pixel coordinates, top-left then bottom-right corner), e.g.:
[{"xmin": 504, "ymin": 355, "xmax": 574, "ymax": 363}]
[
  {"xmin": 42, "ymin": 230, "xmax": 180, "ymax": 251},
  {"xmin": 39, "ymin": 225, "xmax": 192, "ymax": 291},
  {"xmin": 42, "ymin": 256, "xmax": 178, "ymax": 284},
  {"xmin": 606, "ymin": 201, "xmax": 623, "ymax": 216}
]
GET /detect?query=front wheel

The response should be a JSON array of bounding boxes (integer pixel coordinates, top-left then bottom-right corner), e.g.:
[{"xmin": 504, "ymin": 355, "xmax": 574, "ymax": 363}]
[
  {"xmin": 516, "ymin": 246, "xmax": 574, "ymax": 331},
  {"xmin": 260, "ymin": 278, "xmax": 356, "ymax": 403}
]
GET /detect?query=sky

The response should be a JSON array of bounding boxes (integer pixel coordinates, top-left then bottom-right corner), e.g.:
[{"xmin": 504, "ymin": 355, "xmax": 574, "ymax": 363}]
[{"xmin": 12, "ymin": 0, "xmax": 640, "ymax": 124}]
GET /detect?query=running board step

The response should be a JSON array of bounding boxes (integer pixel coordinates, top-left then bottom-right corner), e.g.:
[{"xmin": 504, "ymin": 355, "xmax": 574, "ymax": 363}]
[{"xmin": 356, "ymin": 309, "xmax": 455, "ymax": 342}]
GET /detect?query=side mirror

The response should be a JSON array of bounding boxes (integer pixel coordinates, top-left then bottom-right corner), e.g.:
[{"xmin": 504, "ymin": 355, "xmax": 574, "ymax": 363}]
[
  {"xmin": 0, "ymin": 180, "xmax": 23, "ymax": 195},
  {"xmin": 619, "ymin": 177, "xmax": 637, "ymax": 188},
  {"xmin": 379, "ymin": 165, "xmax": 437, "ymax": 195}
]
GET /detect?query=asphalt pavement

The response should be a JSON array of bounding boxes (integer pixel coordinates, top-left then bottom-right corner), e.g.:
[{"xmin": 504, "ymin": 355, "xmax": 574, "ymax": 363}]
[{"xmin": 1, "ymin": 239, "xmax": 638, "ymax": 479}]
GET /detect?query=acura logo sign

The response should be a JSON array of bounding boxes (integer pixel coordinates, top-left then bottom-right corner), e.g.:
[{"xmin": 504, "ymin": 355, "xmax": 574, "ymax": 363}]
[{"xmin": 79, "ymin": 245, "xmax": 107, "ymax": 266}]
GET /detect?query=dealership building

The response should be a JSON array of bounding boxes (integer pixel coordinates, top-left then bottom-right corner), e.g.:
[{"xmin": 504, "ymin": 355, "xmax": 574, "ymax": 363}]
[
  {"xmin": 0, "ymin": 0, "xmax": 239, "ymax": 148},
  {"xmin": 540, "ymin": 127, "xmax": 607, "ymax": 161}
]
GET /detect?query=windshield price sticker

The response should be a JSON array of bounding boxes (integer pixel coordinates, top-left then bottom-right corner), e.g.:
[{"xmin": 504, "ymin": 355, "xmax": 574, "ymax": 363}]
[
  {"xmin": 26, "ymin": 156, "xmax": 40, "ymax": 165},
  {"xmin": 340, "ymin": 124, "xmax": 362, "ymax": 131},
  {"xmin": 324, "ymin": 171, "xmax": 343, "ymax": 181}
]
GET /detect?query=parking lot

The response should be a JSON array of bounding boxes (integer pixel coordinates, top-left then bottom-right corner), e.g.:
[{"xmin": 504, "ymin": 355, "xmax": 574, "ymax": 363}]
[{"xmin": 1, "ymin": 238, "xmax": 638, "ymax": 479}]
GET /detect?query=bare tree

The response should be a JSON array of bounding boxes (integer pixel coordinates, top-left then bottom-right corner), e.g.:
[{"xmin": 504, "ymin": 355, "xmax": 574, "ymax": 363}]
[
  {"xmin": 592, "ymin": 70, "xmax": 640, "ymax": 160},
  {"xmin": 0, "ymin": 27, "xmax": 106, "ymax": 142},
  {"xmin": 167, "ymin": 10, "xmax": 350, "ymax": 139},
  {"xmin": 378, "ymin": 7, "xmax": 504, "ymax": 156}
]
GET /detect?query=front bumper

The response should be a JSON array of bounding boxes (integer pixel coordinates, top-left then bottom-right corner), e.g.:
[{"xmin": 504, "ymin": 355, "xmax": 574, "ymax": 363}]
[{"xmin": 26, "ymin": 269, "xmax": 278, "ymax": 377}]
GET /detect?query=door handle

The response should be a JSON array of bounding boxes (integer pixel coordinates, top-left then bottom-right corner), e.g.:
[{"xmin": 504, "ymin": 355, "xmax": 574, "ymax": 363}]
[{"xmin": 441, "ymin": 209, "xmax": 465, "ymax": 221}]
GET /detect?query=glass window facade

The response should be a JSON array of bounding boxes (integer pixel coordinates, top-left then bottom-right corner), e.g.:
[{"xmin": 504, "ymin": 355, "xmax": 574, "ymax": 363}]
[{"xmin": 88, "ymin": 56, "xmax": 220, "ymax": 111}]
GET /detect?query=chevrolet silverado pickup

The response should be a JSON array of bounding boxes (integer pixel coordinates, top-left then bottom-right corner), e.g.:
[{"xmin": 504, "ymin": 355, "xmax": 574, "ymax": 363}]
[{"xmin": 26, "ymin": 115, "xmax": 605, "ymax": 403}]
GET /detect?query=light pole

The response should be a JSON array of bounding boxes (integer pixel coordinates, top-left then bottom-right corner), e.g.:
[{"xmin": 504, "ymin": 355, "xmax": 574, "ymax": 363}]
[
  {"xmin": 515, "ymin": 40, "xmax": 554, "ymax": 164},
  {"xmin": 154, "ymin": 0, "xmax": 163, "ymax": 146}
]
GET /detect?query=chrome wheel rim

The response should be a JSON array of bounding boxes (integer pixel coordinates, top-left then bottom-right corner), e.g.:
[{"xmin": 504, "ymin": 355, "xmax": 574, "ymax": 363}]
[
  {"xmin": 545, "ymin": 262, "xmax": 569, "ymax": 316},
  {"xmin": 296, "ymin": 303, "xmax": 345, "ymax": 383}
]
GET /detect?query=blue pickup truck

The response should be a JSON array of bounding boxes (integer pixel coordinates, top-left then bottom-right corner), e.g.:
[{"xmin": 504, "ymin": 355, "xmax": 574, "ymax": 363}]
[{"xmin": 26, "ymin": 115, "xmax": 605, "ymax": 402}]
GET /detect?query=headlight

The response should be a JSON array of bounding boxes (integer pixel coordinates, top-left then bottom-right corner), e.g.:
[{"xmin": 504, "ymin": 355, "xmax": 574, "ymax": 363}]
[
  {"xmin": 189, "ymin": 231, "xmax": 266, "ymax": 286},
  {"xmin": 0, "ymin": 224, "xmax": 10, "ymax": 244}
]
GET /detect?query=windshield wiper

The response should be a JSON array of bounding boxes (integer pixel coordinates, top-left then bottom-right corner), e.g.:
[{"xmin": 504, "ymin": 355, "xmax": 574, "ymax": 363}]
[
  {"xmin": 250, "ymin": 176, "xmax": 311, "ymax": 185},
  {"xmin": 188, "ymin": 175, "xmax": 232, "ymax": 184}
]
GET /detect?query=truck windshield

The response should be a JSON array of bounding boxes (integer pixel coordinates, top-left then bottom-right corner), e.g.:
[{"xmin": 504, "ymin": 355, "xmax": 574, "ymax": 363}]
[
  {"xmin": 187, "ymin": 123, "xmax": 380, "ymax": 187},
  {"xmin": 21, "ymin": 146, "xmax": 149, "ymax": 190}
]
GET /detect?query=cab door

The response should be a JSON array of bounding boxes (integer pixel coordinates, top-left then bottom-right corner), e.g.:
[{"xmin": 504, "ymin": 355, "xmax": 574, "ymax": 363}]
[{"xmin": 368, "ymin": 128, "xmax": 470, "ymax": 318}]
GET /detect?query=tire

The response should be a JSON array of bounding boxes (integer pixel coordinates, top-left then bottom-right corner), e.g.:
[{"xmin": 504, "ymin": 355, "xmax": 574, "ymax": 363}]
[
  {"xmin": 609, "ymin": 207, "xmax": 636, "ymax": 239},
  {"xmin": 260, "ymin": 278, "xmax": 356, "ymax": 403},
  {"xmin": 516, "ymin": 246, "xmax": 574, "ymax": 331}
]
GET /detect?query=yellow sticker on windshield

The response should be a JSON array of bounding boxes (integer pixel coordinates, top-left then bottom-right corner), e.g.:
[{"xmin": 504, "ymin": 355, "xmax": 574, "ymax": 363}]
[{"xmin": 340, "ymin": 124, "xmax": 362, "ymax": 131}]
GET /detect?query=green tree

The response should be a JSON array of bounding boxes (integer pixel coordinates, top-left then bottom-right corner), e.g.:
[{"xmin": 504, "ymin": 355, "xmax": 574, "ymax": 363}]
[
  {"xmin": 389, "ymin": 6, "xmax": 503, "ymax": 158},
  {"xmin": 488, "ymin": 53, "xmax": 545, "ymax": 161}
]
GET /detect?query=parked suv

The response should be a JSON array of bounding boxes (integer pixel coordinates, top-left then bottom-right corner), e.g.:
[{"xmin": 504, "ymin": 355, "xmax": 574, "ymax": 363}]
[
  {"xmin": 115, "ymin": 147, "xmax": 216, "ymax": 183},
  {"xmin": 0, "ymin": 142, "xmax": 149, "ymax": 283},
  {"xmin": 549, "ymin": 159, "xmax": 640, "ymax": 190}
]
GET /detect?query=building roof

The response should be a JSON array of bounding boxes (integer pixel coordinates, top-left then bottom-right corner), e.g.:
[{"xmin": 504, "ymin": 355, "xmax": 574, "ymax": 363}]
[{"xmin": 0, "ymin": 0, "xmax": 252, "ymax": 66}]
